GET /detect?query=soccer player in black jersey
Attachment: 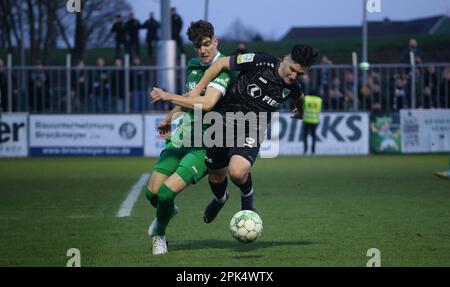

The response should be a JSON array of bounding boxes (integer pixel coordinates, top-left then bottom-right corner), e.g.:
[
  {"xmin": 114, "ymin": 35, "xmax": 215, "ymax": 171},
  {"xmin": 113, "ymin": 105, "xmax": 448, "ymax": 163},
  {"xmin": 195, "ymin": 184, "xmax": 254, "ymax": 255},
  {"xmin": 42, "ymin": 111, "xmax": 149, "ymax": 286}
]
[{"xmin": 151, "ymin": 44, "xmax": 319, "ymax": 223}]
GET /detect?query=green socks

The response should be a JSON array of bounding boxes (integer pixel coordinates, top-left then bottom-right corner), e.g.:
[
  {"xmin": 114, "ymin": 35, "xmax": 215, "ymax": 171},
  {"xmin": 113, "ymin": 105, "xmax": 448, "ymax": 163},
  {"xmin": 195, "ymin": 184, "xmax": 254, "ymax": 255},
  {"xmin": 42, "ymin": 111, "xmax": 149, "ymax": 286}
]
[
  {"xmin": 145, "ymin": 187, "xmax": 158, "ymax": 208},
  {"xmin": 155, "ymin": 184, "xmax": 177, "ymax": 236}
]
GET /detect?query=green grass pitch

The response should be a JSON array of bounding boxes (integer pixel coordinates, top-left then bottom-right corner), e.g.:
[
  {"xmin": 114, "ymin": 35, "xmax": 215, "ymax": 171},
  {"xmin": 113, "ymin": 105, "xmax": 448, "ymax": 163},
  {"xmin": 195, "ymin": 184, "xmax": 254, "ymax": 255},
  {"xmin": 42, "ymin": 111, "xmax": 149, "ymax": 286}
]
[{"xmin": 0, "ymin": 155, "xmax": 449, "ymax": 266}]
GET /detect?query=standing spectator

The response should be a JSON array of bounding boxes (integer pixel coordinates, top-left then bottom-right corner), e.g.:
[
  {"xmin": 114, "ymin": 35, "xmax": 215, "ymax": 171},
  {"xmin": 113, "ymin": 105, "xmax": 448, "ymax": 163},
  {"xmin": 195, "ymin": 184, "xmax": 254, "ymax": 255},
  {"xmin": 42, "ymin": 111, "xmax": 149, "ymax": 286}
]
[
  {"xmin": 0, "ymin": 58, "xmax": 6, "ymax": 112},
  {"xmin": 111, "ymin": 58, "xmax": 125, "ymax": 113},
  {"xmin": 392, "ymin": 73, "xmax": 408, "ymax": 111},
  {"xmin": 142, "ymin": 11, "xmax": 160, "ymax": 62},
  {"xmin": 420, "ymin": 66, "xmax": 437, "ymax": 109},
  {"xmin": 232, "ymin": 42, "xmax": 248, "ymax": 56},
  {"xmin": 343, "ymin": 70, "xmax": 355, "ymax": 111},
  {"xmin": 71, "ymin": 60, "xmax": 88, "ymax": 113},
  {"xmin": 111, "ymin": 15, "xmax": 127, "ymax": 59},
  {"xmin": 0, "ymin": 58, "xmax": 18, "ymax": 112},
  {"xmin": 92, "ymin": 58, "xmax": 110, "ymax": 113},
  {"xmin": 361, "ymin": 72, "xmax": 382, "ymax": 111},
  {"xmin": 401, "ymin": 38, "xmax": 422, "ymax": 64},
  {"xmin": 440, "ymin": 68, "xmax": 450, "ymax": 109},
  {"xmin": 318, "ymin": 55, "xmax": 332, "ymax": 110},
  {"xmin": 171, "ymin": 7, "xmax": 185, "ymax": 54},
  {"xmin": 130, "ymin": 56, "xmax": 147, "ymax": 112},
  {"xmin": 125, "ymin": 13, "xmax": 142, "ymax": 58},
  {"xmin": 28, "ymin": 61, "xmax": 49, "ymax": 112},
  {"xmin": 329, "ymin": 76, "xmax": 343, "ymax": 111}
]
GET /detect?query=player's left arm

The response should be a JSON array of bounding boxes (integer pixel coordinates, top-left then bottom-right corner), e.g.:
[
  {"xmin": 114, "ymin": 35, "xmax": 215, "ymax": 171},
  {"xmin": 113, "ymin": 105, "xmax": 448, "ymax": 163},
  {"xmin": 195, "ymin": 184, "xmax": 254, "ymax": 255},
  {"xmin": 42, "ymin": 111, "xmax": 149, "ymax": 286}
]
[{"xmin": 151, "ymin": 86, "xmax": 222, "ymax": 112}]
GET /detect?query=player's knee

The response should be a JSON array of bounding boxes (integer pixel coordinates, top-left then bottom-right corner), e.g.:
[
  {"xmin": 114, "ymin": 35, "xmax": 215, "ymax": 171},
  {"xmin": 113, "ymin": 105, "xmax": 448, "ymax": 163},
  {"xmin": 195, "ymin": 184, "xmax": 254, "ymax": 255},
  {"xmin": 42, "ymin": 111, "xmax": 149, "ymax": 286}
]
[
  {"xmin": 208, "ymin": 171, "xmax": 226, "ymax": 185},
  {"xmin": 147, "ymin": 181, "xmax": 156, "ymax": 194},
  {"xmin": 228, "ymin": 167, "xmax": 248, "ymax": 185},
  {"xmin": 157, "ymin": 184, "xmax": 175, "ymax": 203}
]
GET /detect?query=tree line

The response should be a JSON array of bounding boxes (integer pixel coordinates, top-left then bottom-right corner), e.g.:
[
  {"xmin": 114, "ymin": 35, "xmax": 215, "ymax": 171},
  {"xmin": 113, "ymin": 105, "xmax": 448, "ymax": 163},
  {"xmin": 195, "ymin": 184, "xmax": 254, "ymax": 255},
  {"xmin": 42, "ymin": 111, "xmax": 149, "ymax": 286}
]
[{"xmin": 0, "ymin": 0, "xmax": 132, "ymax": 64}]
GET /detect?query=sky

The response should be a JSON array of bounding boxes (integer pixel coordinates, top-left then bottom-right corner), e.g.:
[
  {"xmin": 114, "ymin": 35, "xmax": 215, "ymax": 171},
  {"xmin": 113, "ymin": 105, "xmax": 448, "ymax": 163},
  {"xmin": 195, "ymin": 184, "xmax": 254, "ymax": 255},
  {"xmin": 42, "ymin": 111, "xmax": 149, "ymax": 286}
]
[{"xmin": 130, "ymin": 0, "xmax": 450, "ymax": 40}]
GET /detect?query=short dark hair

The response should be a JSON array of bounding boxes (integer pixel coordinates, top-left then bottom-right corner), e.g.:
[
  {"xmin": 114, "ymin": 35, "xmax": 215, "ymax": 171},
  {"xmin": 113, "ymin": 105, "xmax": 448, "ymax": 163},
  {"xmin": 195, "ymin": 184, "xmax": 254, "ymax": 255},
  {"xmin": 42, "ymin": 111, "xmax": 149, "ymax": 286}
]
[
  {"xmin": 187, "ymin": 20, "xmax": 215, "ymax": 47},
  {"xmin": 290, "ymin": 44, "xmax": 319, "ymax": 68}
]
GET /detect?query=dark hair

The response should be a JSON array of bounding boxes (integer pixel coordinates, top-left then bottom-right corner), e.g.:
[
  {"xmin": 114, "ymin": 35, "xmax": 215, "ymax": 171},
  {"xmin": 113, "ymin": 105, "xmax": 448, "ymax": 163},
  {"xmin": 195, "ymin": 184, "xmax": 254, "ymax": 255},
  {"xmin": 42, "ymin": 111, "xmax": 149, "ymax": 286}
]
[
  {"xmin": 187, "ymin": 20, "xmax": 215, "ymax": 47},
  {"xmin": 290, "ymin": 44, "xmax": 319, "ymax": 68}
]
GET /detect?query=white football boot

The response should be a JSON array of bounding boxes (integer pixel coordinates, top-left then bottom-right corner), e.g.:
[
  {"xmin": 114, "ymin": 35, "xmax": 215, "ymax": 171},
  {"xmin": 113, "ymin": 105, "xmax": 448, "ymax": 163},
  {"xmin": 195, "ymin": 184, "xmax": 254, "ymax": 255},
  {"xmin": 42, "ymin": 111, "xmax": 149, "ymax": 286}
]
[{"xmin": 152, "ymin": 235, "xmax": 168, "ymax": 255}]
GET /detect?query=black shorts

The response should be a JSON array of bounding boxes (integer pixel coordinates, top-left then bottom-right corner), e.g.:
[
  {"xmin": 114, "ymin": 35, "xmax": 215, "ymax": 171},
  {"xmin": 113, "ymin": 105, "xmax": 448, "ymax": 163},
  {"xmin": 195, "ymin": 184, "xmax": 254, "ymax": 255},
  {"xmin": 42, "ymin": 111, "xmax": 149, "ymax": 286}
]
[{"xmin": 205, "ymin": 146, "xmax": 260, "ymax": 170}]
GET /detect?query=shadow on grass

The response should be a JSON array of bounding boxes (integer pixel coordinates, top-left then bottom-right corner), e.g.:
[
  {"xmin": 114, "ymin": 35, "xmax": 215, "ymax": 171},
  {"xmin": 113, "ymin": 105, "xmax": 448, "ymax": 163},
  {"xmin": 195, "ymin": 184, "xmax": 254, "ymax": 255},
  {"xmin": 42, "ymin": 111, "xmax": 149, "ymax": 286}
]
[{"xmin": 171, "ymin": 239, "xmax": 318, "ymax": 253}]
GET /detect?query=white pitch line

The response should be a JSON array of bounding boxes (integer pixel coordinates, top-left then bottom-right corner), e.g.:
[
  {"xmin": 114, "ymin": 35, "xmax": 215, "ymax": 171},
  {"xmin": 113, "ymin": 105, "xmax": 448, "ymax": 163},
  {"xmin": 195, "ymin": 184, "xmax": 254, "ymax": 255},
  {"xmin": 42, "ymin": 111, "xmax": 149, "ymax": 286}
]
[{"xmin": 116, "ymin": 173, "xmax": 150, "ymax": 218}]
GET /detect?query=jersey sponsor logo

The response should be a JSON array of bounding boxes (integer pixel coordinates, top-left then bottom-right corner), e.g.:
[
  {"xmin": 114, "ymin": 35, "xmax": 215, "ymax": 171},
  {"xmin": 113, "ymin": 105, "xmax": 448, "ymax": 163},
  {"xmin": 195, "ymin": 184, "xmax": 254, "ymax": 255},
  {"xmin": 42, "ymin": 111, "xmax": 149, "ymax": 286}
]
[
  {"xmin": 247, "ymin": 84, "xmax": 262, "ymax": 98},
  {"xmin": 258, "ymin": 77, "xmax": 268, "ymax": 84},
  {"xmin": 213, "ymin": 77, "xmax": 230, "ymax": 87},
  {"xmin": 262, "ymin": 96, "xmax": 280, "ymax": 108},
  {"xmin": 187, "ymin": 82, "xmax": 197, "ymax": 91},
  {"xmin": 237, "ymin": 53, "xmax": 256, "ymax": 64},
  {"xmin": 282, "ymin": 88, "xmax": 291, "ymax": 98}
]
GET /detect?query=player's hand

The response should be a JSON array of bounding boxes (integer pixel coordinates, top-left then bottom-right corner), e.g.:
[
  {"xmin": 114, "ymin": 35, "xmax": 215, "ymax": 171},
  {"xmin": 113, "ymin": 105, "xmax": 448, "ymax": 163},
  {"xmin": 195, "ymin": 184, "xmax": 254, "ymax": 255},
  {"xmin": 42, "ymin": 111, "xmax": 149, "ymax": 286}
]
[
  {"xmin": 291, "ymin": 108, "xmax": 304, "ymax": 120},
  {"xmin": 291, "ymin": 95, "xmax": 305, "ymax": 120},
  {"xmin": 157, "ymin": 118, "xmax": 172, "ymax": 139},
  {"xmin": 186, "ymin": 87, "xmax": 201, "ymax": 98},
  {"xmin": 151, "ymin": 87, "xmax": 172, "ymax": 103}
]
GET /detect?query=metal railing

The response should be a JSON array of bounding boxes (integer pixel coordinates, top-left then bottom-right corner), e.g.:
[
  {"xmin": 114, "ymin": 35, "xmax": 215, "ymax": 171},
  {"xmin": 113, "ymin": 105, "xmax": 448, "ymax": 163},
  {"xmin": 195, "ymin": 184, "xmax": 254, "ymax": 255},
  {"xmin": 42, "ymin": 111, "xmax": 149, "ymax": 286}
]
[
  {"xmin": 282, "ymin": 62, "xmax": 450, "ymax": 112},
  {"xmin": 0, "ymin": 54, "xmax": 185, "ymax": 114},
  {"xmin": 1, "ymin": 53, "xmax": 449, "ymax": 114}
]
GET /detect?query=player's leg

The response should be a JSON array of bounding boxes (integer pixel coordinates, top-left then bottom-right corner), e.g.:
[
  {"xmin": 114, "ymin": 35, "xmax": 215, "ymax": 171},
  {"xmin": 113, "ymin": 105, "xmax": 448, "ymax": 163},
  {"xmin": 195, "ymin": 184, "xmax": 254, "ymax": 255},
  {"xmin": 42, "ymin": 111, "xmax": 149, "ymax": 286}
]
[
  {"xmin": 303, "ymin": 122, "xmax": 309, "ymax": 154},
  {"xmin": 228, "ymin": 146, "xmax": 260, "ymax": 211},
  {"xmin": 146, "ymin": 149, "xmax": 180, "ymax": 209},
  {"xmin": 311, "ymin": 123, "xmax": 318, "ymax": 154},
  {"xmin": 147, "ymin": 149, "xmax": 181, "ymax": 238},
  {"xmin": 152, "ymin": 168, "xmax": 191, "ymax": 255},
  {"xmin": 154, "ymin": 170, "xmax": 190, "ymax": 235},
  {"xmin": 146, "ymin": 171, "xmax": 167, "ymax": 208},
  {"xmin": 203, "ymin": 147, "xmax": 231, "ymax": 223},
  {"xmin": 203, "ymin": 167, "xmax": 229, "ymax": 223},
  {"xmin": 156, "ymin": 149, "xmax": 208, "ymax": 235},
  {"xmin": 228, "ymin": 154, "xmax": 254, "ymax": 211},
  {"xmin": 153, "ymin": 149, "xmax": 207, "ymax": 254}
]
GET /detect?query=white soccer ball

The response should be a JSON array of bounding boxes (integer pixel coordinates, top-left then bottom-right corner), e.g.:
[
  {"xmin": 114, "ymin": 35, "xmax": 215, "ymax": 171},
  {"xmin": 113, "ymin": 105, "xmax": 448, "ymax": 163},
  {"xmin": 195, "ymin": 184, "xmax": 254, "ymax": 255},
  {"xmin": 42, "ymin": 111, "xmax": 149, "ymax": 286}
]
[{"xmin": 229, "ymin": 210, "xmax": 263, "ymax": 243}]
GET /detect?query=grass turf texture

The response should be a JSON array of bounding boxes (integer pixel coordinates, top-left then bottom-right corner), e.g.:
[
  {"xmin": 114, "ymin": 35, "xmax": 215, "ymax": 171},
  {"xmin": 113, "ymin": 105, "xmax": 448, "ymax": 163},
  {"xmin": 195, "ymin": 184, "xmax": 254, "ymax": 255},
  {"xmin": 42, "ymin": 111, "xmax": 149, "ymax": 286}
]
[{"xmin": 0, "ymin": 155, "xmax": 449, "ymax": 266}]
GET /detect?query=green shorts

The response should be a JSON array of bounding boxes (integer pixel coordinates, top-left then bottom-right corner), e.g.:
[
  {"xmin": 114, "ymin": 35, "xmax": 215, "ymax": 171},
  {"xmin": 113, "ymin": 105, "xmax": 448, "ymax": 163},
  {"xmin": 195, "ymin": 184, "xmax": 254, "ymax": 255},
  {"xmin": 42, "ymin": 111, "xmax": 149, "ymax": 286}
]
[{"xmin": 154, "ymin": 147, "xmax": 207, "ymax": 184}]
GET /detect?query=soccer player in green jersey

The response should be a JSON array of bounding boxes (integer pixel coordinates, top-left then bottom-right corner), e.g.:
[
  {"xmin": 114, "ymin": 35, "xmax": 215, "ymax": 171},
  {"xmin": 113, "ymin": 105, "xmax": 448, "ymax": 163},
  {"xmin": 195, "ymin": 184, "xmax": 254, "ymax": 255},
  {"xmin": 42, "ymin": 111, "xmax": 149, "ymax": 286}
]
[{"xmin": 145, "ymin": 20, "xmax": 234, "ymax": 255}]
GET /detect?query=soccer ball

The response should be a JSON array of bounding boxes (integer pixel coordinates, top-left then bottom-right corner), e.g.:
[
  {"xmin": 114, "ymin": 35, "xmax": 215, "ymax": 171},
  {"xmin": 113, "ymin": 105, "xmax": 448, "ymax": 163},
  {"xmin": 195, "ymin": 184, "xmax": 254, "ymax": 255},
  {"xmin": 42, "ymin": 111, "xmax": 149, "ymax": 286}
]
[{"xmin": 229, "ymin": 210, "xmax": 263, "ymax": 243}]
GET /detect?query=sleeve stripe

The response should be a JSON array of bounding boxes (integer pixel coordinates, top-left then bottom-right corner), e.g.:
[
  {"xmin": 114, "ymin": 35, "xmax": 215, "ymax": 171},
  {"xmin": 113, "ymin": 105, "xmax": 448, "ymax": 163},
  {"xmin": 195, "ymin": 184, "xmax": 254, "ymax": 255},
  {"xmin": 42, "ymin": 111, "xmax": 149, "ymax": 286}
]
[{"xmin": 208, "ymin": 82, "xmax": 226, "ymax": 96}]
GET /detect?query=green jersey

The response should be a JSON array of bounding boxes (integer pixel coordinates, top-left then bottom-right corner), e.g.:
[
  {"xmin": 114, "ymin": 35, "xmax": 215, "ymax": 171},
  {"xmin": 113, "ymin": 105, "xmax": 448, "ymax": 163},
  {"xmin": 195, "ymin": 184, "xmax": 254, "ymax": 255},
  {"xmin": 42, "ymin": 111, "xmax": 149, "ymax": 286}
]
[{"xmin": 166, "ymin": 53, "xmax": 234, "ymax": 149}]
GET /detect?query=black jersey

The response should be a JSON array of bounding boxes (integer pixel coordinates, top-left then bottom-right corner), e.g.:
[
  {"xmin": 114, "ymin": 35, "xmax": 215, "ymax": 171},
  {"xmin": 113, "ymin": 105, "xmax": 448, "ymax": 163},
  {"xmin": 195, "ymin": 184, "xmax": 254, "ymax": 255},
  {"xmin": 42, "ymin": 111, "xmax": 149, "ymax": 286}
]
[
  {"xmin": 213, "ymin": 52, "xmax": 304, "ymax": 115},
  {"xmin": 212, "ymin": 53, "xmax": 304, "ymax": 147}
]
